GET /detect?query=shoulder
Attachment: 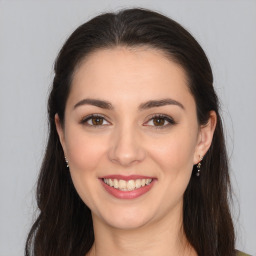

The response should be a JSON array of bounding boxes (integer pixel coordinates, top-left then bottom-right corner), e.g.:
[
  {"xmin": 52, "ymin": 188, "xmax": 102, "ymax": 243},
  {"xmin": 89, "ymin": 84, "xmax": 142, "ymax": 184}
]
[{"xmin": 236, "ymin": 250, "xmax": 251, "ymax": 256}]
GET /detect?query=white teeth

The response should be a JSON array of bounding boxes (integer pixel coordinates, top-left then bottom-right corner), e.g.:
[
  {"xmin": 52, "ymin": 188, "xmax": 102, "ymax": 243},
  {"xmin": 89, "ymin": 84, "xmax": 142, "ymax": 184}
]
[
  {"xmin": 119, "ymin": 180, "xmax": 126, "ymax": 190},
  {"xmin": 103, "ymin": 178, "xmax": 152, "ymax": 191},
  {"xmin": 114, "ymin": 179, "xmax": 118, "ymax": 188},
  {"xmin": 109, "ymin": 179, "xmax": 113, "ymax": 187},
  {"xmin": 127, "ymin": 180, "xmax": 135, "ymax": 191},
  {"xmin": 146, "ymin": 179, "xmax": 151, "ymax": 185},
  {"xmin": 135, "ymin": 179, "xmax": 141, "ymax": 188}
]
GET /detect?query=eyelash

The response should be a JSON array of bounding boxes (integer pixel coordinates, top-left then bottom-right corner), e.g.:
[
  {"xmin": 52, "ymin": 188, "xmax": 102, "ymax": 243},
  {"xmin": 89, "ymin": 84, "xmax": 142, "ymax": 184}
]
[
  {"xmin": 145, "ymin": 114, "xmax": 176, "ymax": 129},
  {"xmin": 80, "ymin": 113, "xmax": 176, "ymax": 129},
  {"xmin": 80, "ymin": 114, "xmax": 110, "ymax": 128}
]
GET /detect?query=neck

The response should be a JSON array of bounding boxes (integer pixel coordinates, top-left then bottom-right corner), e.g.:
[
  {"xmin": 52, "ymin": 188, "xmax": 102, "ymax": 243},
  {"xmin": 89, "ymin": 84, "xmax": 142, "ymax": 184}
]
[{"xmin": 87, "ymin": 210, "xmax": 197, "ymax": 256}]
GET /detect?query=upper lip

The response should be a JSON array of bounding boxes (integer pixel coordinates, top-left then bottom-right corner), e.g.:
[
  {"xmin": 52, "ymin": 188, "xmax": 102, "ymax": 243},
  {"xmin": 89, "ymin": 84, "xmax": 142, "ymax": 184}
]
[{"xmin": 99, "ymin": 175, "xmax": 155, "ymax": 181}]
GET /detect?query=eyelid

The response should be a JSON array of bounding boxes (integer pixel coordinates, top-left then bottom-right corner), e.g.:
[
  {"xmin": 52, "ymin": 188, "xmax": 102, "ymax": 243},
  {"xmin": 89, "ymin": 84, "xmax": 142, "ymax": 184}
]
[
  {"xmin": 80, "ymin": 113, "xmax": 176, "ymax": 129},
  {"xmin": 143, "ymin": 113, "xmax": 176, "ymax": 129},
  {"xmin": 80, "ymin": 114, "xmax": 111, "ymax": 127}
]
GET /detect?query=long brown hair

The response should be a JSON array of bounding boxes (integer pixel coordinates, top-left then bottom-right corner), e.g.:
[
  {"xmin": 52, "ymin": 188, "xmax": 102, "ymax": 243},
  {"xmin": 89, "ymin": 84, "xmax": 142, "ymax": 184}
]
[{"xmin": 25, "ymin": 8, "xmax": 235, "ymax": 256}]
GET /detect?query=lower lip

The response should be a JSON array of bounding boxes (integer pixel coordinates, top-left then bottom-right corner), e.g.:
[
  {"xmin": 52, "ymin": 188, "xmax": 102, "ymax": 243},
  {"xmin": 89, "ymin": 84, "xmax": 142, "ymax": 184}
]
[{"xmin": 100, "ymin": 179, "xmax": 156, "ymax": 199}]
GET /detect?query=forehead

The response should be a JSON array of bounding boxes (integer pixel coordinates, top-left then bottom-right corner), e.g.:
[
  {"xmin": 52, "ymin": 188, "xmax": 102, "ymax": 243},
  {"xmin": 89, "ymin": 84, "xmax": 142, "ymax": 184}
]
[{"xmin": 69, "ymin": 46, "xmax": 194, "ymax": 109}]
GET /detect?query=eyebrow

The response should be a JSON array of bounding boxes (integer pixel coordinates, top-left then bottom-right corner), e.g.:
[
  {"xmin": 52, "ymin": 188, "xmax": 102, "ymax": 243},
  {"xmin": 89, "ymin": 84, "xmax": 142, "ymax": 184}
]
[
  {"xmin": 73, "ymin": 98, "xmax": 184, "ymax": 110},
  {"xmin": 139, "ymin": 98, "xmax": 184, "ymax": 110},
  {"xmin": 74, "ymin": 98, "xmax": 113, "ymax": 110}
]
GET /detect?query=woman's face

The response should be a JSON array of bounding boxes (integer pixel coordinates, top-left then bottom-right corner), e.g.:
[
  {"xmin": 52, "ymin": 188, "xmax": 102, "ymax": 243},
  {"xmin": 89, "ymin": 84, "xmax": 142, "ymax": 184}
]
[{"xmin": 56, "ymin": 46, "xmax": 214, "ymax": 230}]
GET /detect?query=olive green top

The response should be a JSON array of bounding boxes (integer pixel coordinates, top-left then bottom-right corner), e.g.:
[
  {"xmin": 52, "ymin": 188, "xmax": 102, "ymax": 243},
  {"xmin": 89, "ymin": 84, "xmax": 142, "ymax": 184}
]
[{"xmin": 236, "ymin": 250, "xmax": 251, "ymax": 256}]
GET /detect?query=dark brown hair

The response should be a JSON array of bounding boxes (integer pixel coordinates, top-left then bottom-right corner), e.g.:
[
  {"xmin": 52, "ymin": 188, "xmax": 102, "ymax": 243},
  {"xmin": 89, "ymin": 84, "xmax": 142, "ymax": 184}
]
[{"xmin": 25, "ymin": 8, "xmax": 235, "ymax": 256}]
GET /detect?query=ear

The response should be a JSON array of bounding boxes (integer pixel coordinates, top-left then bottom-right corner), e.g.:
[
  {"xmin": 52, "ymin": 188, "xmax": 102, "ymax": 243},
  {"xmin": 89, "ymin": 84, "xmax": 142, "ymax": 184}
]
[
  {"xmin": 194, "ymin": 111, "xmax": 217, "ymax": 164},
  {"xmin": 55, "ymin": 113, "xmax": 67, "ymax": 155}
]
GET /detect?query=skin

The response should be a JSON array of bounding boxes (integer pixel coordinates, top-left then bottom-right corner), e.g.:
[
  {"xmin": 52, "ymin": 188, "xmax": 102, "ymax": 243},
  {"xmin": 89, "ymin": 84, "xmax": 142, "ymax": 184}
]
[{"xmin": 55, "ymin": 46, "xmax": 216, "ymax": 256}]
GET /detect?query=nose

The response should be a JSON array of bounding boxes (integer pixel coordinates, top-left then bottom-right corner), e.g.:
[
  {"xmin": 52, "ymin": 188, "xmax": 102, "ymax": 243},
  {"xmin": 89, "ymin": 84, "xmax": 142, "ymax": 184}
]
[{"xmin": 108, "ymin": 125, "xmax": 146, "ymax": 167}]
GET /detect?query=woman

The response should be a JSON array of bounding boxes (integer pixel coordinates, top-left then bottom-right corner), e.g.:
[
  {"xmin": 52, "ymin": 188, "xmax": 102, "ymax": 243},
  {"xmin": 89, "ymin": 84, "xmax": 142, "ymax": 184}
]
[{"xmin": 25, "ymin": 8, "xmax": 249, "ymax": 256}]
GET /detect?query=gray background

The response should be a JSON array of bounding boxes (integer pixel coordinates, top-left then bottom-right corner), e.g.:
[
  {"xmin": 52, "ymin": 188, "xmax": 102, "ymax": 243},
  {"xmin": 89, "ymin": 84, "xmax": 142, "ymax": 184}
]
[{"xmin": 0, "ymin": 1, "xmax": 255, "ymax": 255}]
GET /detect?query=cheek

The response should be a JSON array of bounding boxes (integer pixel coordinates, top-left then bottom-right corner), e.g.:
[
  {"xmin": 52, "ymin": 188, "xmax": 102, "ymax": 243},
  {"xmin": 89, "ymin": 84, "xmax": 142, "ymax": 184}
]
[
  {"xmin": 64, "ymin": 128, "xmax": 109, "ymax": 208},
  {"xmin": 65, "ymin": 127, "xmax": 108, "ymax": 172},
  {"xmin": 148, "ymin": 128, "xmax": 197, "ymax": 176}
]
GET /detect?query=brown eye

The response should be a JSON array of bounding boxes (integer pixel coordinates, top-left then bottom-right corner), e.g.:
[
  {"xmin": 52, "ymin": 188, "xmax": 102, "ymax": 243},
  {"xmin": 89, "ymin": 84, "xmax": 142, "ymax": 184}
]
[
  {"xmin": 81, "ymin": 114, "xmax": 110, "ymax": 127},
  {"xmin": 153, "ymin": 117, "xmax": 165, "ymax": 126},
  {"xmin": 145, "ymin": 114, "xmax": 176, "ymax": 129},
  {"xmin": 91, "ymin": 116, "xmax": 104, "ymax": 125}
]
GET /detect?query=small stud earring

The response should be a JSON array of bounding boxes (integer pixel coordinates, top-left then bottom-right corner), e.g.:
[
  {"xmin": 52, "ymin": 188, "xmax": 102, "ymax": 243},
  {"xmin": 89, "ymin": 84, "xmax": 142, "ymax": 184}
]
[
  {"xmin": 196, "ymin": 156, "xmax": 203, "ymax": 177},
  {"xmin": 64, "ymin": 156, "xmax": 69, "ymax": 168}
]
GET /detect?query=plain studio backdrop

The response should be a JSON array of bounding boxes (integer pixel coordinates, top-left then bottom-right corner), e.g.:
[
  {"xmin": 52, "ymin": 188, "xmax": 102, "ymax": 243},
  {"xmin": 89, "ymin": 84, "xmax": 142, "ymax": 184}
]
[{"xmin": 0, "ymin": 1, "xmax": 255, "ymax": 255}]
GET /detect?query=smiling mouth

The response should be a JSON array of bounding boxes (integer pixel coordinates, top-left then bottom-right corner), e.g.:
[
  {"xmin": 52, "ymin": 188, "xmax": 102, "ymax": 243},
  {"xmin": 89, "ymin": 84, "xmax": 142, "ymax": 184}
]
[{"xmin": 102, "ymin": 178, "xmax": 153, "ymax": 191}]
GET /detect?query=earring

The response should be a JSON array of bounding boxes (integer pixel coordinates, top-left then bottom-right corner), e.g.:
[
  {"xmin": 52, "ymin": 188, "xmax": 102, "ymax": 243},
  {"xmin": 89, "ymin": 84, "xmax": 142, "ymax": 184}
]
[
  {"xmin": 65, "ymin": 156, "xmax": 69, "ymax": 168},
  {"xmin": 196, "ymin": 156, "xmax": 203, "ymax": 177}
]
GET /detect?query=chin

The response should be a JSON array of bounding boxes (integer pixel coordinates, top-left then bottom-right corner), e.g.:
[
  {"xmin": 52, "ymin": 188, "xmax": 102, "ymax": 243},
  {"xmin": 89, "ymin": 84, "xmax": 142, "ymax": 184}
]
[
  {"xmin": 96, "ymin": 206, "xmax": 154, "ymax": 230},
  {"xmin": 107, "ymin": 216, "xmax": 151, "ymax": 230}
]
